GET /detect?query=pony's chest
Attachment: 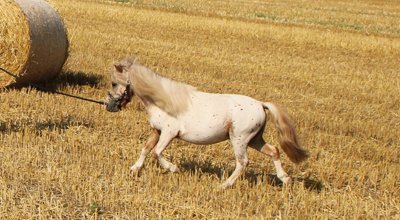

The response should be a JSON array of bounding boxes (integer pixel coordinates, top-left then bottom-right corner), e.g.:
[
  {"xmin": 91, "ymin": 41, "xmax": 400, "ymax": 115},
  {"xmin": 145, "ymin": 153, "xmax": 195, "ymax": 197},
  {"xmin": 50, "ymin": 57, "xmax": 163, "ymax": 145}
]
[{"xmin": 147, "ymin": 108, "xmax": 176, "ymax": 130}]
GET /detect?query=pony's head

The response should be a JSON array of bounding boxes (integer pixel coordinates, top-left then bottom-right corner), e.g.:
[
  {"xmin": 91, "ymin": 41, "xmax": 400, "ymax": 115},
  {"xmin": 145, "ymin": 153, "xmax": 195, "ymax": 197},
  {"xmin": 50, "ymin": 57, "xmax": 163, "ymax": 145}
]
[
  {"xmin": 106, "ymin": 57, "xmax": 196, "ymax": 115},
  {"xmin": 105, "ymin": 59, "xmax": 134, "ymax": 112}
]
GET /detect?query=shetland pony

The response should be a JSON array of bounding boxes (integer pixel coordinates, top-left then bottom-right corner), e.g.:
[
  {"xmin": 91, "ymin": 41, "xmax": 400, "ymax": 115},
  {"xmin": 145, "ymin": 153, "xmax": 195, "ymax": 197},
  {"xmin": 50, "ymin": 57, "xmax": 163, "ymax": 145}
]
[{"xmin": 106, "ymin": 58, "xmax": 308, "ymax": 188}]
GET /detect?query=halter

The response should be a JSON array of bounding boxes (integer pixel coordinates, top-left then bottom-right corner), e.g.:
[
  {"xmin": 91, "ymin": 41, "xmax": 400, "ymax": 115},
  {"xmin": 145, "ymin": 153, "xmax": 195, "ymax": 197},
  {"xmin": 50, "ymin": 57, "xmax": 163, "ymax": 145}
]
[{"xmin": 106, "ymin": 81, "xmax": 132, "ymax": 111}]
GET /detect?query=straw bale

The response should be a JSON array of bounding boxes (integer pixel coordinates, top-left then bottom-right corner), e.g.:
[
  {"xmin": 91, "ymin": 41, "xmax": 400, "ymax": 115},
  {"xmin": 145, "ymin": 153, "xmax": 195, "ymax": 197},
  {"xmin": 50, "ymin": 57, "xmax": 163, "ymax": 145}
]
[
  {"xmin": 0, "ymin": 0, "xmax": 68, "ymax": 87},
  {"xmin": 0, "ymin": 0, "xmax": 30, "ymax": 86}
]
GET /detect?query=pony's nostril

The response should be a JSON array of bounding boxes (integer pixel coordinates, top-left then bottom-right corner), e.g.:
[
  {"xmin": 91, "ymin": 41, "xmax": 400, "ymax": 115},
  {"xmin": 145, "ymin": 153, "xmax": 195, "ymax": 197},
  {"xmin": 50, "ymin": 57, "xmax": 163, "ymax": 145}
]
[
  {"xmin": 106, "ymin": 105, "xmax": 119, "ymax": 112},
  {"xmin": 106, "ymin": 104, "xmax": 113, "ymax": 112},
  {"xmin": 106, "ymin": 100, "xmax": 117, "ymax": 112}
]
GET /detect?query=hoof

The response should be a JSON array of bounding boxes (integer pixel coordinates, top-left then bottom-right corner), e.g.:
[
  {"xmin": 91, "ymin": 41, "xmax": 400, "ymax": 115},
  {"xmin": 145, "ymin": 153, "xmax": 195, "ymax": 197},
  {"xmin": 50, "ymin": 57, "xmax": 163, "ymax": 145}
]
[
  {"xmin": 219, "ymin": 181, "xmax": 233, "ymax": 190},
  {"xmin": 219, "ymin": 184, "xmax": 228, "ymax": 190},
  {"xmin": 130, "ymin": 165, "xmax": 141, "ymax": 173},
  {"xmin": 281, "ymin": 176, "xmax": 292, "ymax": 185},
  {"xmin": 169, "ymin": 164, "xmax": 180, "ymax": 173}
]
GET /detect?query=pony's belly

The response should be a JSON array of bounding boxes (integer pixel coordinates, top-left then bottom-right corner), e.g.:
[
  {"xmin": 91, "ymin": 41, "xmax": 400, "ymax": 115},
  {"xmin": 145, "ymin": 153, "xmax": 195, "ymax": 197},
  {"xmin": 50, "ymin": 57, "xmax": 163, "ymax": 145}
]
[{"xmin": 178, "ymin": 129, "xmax": 228, "ymax": 145}]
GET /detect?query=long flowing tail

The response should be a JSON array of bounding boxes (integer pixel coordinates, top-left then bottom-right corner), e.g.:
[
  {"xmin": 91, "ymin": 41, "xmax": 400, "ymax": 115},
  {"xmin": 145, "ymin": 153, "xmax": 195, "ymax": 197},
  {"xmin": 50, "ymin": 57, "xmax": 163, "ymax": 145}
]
[{"xmin": 263, "ymin": 102, "xmax": 308, "ymax": 163}]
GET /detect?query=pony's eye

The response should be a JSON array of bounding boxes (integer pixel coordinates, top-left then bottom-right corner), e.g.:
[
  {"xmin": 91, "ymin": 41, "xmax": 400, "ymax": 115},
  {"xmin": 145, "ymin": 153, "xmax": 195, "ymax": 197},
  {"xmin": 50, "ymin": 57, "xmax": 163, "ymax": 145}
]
[{"xmin": 112, "ymin": 82, "xmax": 117, "ymax": 87}]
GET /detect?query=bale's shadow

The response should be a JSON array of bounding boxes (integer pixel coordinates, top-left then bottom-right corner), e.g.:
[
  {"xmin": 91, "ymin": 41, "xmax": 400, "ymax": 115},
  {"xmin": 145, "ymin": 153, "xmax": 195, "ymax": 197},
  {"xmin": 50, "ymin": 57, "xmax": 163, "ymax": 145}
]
[
  {"xmin": 2, "ymin": 70, "xmax": 104, "ymax": 91},
  {"xmin": 180, "ymin": 159, "xmax": 323, "ymax": 192},
  {"xmin": 51, "ymin": 70, "xmax": 104, "ymax": 89}
]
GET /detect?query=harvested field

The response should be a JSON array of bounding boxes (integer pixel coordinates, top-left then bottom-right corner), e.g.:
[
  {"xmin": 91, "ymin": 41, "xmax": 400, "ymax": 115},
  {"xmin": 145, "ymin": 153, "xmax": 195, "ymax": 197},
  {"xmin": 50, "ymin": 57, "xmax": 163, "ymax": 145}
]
[{"xmin": 0, "ymin": 0, "xmax": 399, "ymax": 218}]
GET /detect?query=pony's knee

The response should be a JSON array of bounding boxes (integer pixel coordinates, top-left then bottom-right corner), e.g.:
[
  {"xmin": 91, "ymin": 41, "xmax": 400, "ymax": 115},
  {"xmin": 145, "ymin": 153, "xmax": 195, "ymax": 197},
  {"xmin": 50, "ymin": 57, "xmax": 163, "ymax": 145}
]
[
  {"xmin": 152, "ymin": 144, "xmax": 165, "ymax": 157},
  {"xmin": 145, "ymin": 129, "xmax": 160, "ymax": 150},
  {"xmin": 238, "ymin": 157, "xmax": 249, "ymax": 167},
  {"xmin": 152, "ymin": 150, "xmax": 160, "ymax": 159},
  {"xmin": 261, "ymin": 144, "xmax": 280, "ymax": 160},
  {"xmin": 270, "ymin": 146, "xmax": 280, "ymax": 160}
]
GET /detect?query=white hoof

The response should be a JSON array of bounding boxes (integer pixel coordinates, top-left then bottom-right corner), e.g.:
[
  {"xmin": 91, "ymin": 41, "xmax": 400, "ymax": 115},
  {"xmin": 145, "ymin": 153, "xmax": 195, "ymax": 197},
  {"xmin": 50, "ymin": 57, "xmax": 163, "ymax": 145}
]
[
  {"xmin": 219, "ymin": 181, "xmax": 233, "ymax": 190},
  {"xmin": 169, "ymin": 164, "xmax": 180, "ymax": 173},
  {"xmin": 130, "ymin": 165, "xmax": 141, "ymax": 173},
  {"xmin": 279, "ymin": 175, "xmax": 292, "ymax": 185},
  {"xmin": 219, "ymin": 184, "xmax": 228, "ymax": 190}
]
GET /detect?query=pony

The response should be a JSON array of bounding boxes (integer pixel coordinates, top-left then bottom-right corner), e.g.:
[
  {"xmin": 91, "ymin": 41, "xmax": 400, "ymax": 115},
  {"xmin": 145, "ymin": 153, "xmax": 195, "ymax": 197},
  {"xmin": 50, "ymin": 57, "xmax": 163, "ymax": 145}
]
[{"xmin": 106, "ymin": 58, "xmax": 308, "ymax": 188}]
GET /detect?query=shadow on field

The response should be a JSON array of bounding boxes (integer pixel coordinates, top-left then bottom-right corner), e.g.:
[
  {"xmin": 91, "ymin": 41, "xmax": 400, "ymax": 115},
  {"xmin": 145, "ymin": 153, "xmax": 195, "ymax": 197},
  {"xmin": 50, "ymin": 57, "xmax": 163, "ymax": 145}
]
[
  {"xmin": 180, "ymin": 159, "xmax": 324, "ymax": 192},
  {"xmin": 1, "ymin": 70, "xmax": 100, "ymax": 134},
  {"xmin": 0, "ymin": 116, "xmax": 94, "ymax": 134},
  {"xmin": 52, "ymin": 70, "xmax": 104, "ymax": 89},
  {"xmin": 40, "ymin": 70, "xmax": 104, "ymax": 91},
  {"xmin": 3, "ymin": 70, "xmax": 104, "ymax": 91},
  {"xmin": 294, "ymin": 176, "xmax": 324, "ymax": 192},
  {"xmin": 34, "ymin": 117, "xmax": 94, "ymax": 133}
]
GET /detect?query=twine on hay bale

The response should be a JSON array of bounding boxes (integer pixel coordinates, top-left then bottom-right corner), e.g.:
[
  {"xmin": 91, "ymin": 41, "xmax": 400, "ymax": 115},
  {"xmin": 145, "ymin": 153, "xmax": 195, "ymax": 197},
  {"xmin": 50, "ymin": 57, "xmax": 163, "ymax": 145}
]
[{"xmin": 0, "ymin": 0, "xmax": 69, "ymax": 87}]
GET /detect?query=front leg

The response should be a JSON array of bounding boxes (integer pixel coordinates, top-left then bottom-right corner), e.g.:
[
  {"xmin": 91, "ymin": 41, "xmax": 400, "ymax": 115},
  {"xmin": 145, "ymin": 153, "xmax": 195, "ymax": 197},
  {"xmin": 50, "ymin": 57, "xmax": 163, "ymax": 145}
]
[
  {"xmin": 130, "ymin": 129, "xmax": 160, "ymax": 172},
  {"xmin": 152, "ymin": 130, "xmax": 179, "ymax": 173}
]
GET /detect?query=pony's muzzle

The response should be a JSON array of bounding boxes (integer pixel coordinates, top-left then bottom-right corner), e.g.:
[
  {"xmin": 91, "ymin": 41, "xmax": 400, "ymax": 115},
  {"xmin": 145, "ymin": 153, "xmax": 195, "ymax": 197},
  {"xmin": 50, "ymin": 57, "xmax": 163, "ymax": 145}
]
[
  {"xmin": 106, "ymin": 93, "xmax": 122, "ymax": 112},
  {"xmin": 106, "ymin": 101, "xmax": 121, "ymax": 112}
]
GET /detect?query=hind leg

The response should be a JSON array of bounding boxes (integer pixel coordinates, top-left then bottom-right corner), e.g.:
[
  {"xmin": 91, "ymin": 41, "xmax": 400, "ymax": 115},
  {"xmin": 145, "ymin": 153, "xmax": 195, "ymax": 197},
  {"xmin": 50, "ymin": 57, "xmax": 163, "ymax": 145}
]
[
  {"xmin": 220, "ymin": 136, "xmax": 250, "ymax": 189},
  {"xmin": 250, "ymin": 135, "xmax": 291, "ymax": 184}
]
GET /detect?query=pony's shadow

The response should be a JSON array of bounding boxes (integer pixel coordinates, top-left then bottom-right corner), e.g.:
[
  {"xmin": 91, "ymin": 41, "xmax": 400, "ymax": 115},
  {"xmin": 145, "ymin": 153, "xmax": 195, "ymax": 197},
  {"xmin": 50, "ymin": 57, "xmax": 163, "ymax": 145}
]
[{"xmin": 180, "ymin": 159, "xmax": 323, "ymax": 192}]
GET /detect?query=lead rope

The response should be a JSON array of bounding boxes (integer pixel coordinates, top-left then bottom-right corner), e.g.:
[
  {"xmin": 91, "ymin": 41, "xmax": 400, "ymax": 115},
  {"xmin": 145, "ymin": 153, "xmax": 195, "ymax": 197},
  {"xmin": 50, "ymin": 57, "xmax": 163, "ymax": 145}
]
[{"xmin": 0, "ymin": 67, "xmax": 107, "ymax": 105}]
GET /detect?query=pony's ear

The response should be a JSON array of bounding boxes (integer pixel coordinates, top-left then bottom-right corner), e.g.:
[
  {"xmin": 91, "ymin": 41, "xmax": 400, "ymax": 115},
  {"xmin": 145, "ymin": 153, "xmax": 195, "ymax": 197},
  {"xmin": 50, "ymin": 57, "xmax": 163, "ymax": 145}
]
[{"xmin": 114, "ymin": 63, "xmax": 124, "ymax": 73}]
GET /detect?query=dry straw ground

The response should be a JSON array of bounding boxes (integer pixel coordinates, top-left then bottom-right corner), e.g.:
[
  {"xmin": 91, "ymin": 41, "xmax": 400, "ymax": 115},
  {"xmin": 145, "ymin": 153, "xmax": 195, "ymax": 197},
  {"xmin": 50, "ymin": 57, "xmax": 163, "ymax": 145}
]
[{"xmin": 1, "ymin": 0, "xmax": 399, "ymax": 219}]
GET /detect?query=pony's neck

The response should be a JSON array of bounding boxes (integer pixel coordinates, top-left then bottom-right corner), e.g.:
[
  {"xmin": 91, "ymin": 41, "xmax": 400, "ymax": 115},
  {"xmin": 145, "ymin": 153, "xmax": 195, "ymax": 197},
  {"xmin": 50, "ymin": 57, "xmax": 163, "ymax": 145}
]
[{"xmin": 129, "ymin": 63, "xmax": 195, "ymax": 117}]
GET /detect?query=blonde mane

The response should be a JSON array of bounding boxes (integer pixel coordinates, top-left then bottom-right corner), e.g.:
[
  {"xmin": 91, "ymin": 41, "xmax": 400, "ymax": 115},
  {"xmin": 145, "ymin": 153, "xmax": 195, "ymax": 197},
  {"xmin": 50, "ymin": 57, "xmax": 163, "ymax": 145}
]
[{"xmin": 126, "ymin": 60, "xmax": 196, "ymax": 116}]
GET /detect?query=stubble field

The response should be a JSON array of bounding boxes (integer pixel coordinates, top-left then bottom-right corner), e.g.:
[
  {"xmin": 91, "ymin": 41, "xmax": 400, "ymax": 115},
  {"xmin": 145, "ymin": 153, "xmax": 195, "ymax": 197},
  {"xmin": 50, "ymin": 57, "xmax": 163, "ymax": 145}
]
[{"xmin": 1, "ymin": 0, "xmax": 399, "ymax": 219}]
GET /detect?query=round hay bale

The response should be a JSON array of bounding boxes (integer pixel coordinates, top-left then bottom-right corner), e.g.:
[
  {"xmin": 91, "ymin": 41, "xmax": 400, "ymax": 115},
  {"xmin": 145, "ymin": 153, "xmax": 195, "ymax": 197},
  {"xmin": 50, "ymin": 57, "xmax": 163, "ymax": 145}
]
[{"xmin": 0, "ymin": 0, "xmax": 68, "ymax": 87}]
